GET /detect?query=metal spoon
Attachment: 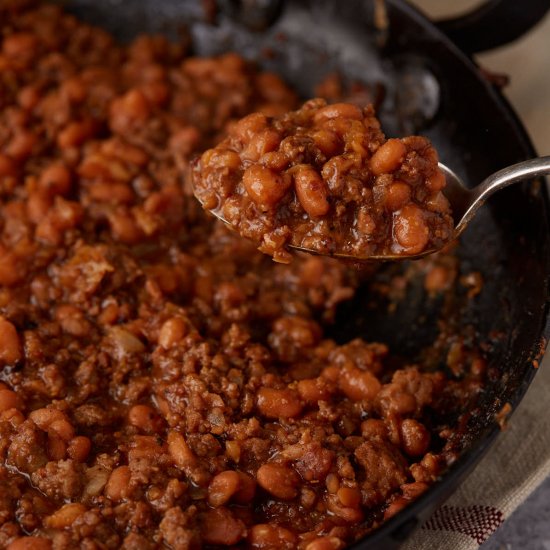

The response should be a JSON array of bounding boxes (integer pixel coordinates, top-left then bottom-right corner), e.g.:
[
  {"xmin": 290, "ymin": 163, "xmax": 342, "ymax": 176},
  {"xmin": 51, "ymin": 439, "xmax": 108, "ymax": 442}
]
[{"xmin": 200, "ymin": 156, "xmax": 550, "ymax": 261}]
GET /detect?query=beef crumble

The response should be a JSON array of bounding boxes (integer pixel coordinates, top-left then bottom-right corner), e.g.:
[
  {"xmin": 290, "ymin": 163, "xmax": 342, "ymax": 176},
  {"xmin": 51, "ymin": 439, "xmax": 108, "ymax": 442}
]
[
  {"xmin": 193, "ymin": 99, "xmax": 454, "ymax": 263},
  {"xmin": 0, "ymin": 3, "xmax": 484, "ymax": 549}
]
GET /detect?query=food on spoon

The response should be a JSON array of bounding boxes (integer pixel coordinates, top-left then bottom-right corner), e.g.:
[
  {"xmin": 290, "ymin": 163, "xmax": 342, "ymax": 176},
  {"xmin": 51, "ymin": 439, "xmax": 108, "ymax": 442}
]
[{"xmin": 193, "ymin": 99, "xmax": 454, "ymax": 262}]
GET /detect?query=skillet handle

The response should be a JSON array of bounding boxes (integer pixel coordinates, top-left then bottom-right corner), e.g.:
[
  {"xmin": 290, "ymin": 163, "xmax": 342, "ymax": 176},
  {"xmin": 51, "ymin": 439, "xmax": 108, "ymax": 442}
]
[{"xmin": 435, "ymin": 0, "xmax": 550, "ymax": 54}]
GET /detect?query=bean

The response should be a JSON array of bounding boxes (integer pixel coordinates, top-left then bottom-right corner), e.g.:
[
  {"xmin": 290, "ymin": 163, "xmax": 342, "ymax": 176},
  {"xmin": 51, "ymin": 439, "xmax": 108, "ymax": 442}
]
[
  {"xmin": 314, "ymin": 103, "xmax": 362, "ymax": 123},
  {"xmin": 312, "ymin": 129, "xmax": 342, "ymax": 157},
  {"xmin": 384, "ymin": 182, "xmax": 411, "ymax": 212},
  {"xmin": 248, "ymin": 523, "xmax": 296, "ymax": 549},
  {"xmin": 105, "ymin": 465, "xmax": 131, "ymax": 501},
  {"xmin": 57, "ymin": 119, "xmax": 97, "ymax": 149},
  {"xmin": 339, "ymin": 366, "xmax": 381, "ymax": 402},
  {"xmin": 242, "ymin": 129, "xmax": 281, "ymax": 162},
  {"xmin": 38, "ymin": 163, "xmax": 72, "ymax": 196},
  {"xmin": 256, "ymin": 463, "xmax": 299, "ymax": 500},
  {"xmin": 337, "ymin": 486, "xmax": 361, "ymax": 508},
  {"xmin": 109, "ymin": 89, "xmax": 151, "ymax": 133},
  {"xmin": 158, "ymin": 317, "xmax": 187, "ymax": 349},
  {"xmin": 370, "ymin": 139, "xmax": 406, "ymax": 175},
  {"xmin": 256, "ymin": 387, "xmax": 303, "ymax": 419},
  {"xmin": 326, "ymin": 493, "xmax": 364, "ymax": 523},
  {"xmin": 426, "ymin": 169, "xmax": 446, "ymax": 192},
  {"xmin": 294, "ymin": 165, "xmax": 330, "ymax": 217},
  {"xmin": 67, "ymin": 436, "xmax": 92, "ymax": 462},
  {"xmin": 167, "ymin": 430, "xmax": 197, "ymax": 469},
  {"xmin": 5, "ymin": 130, "xmax": 36, "ymax": 161},
  {"xmin": 7, "ymin": 537, "xmax": 52, "ymax": 550},
  {"xmin": 201, "ymin": 507, "xmax": 246, "ymax": 546},
  {"xmin": 296, "ymin": 377, "xmax": 332, "ymax": 404},
  {"xmin": 45, "ymin": 502, "xmax": 86, "ymax": 528},
  {"xmin": 305, "ymin": 537, "xmax": 345, "ymax": 550},
  {"xmin": 208, "ymin": 470, "xmax": 241, "ymax": 507},
  {"xmin": 400, "ymin": 419, "xmax": 431, "ymax": 457},
  {"xmin": 0, "ymin": 389, "xmax": 22, "ymax": 412},
  {"xmin": 243, "ymin": 165, "xmax": 290, "ymax": 210},
  {"xmin": 393, "ymin": 204, "xmax": 430, "ymax": 254},
  {"xmin": 0, "ymin": 317, "xmax": 21, "ymax": 365},
  {"xmin": 128, "ymin": 404, "xmax": 160, "ymax": 433},
  {"xmin": 231, "ymin": 112, "xmax": 268, "ymax": 143}
]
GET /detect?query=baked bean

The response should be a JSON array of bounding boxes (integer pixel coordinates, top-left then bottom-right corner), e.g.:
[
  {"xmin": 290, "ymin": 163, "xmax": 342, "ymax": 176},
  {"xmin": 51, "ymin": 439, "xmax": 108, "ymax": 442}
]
[
  {"xmin": 256, "ymin": 463, "xmax": 299, "ymax": 500},
  {"xmin": 67, "ymin": 436, "xmax": 92, "ymax": 462},
  {"xmin": 0, "ymin": 317, "xmax": 22, "ymax": 364},
  {"xmin": 208, "ymin": 470, "xmax": 241, "ymax": 507},
  {"xmin": 5, "ymin": 130, "xmax": 36, "ymax": 161},
  {"xmin": 109, "ymin": 89, "xmax": 151, "ymax": 133},
  {"xmin": 314, "ymin": 102, "xmax": 362, "ymax": 123},
  {"xmin": 105, "ymin": 465, "xmax": 131, "ymax": 501},
  {"xmin": 327, "ymin": 493, "xmax": 364, "ymax": 523},
  {"xmin": 337, "ymin": 486, "xmax": 361, "ymax": 508},
  {"xmin": 89, "ymin": 182, "xmax": 134, "ymax": 204},
  {"xmin": 243, "ymin": 165, "xmax": 290, "ymax": 210},
  {"xmin": 384, "ymin": 182, "xmax": 411, "ymax": 212},
  {"xmin": 242, "ymin": 129, "xmax": 281, "ymax": 162},
  {"xmin": 256, "ymin": 387, "xmax": 303, "ymax": 419},
  {"xmin": 297, "ymin": 377, "xmax": 332, "ymax": 404},
  {"xmin": 167, "ymin": 430, "xmax": 197, "ymax": 469},
  {"xmin": 231, "ymin": 112, "xmax": 268, "ymax": 143},
  {"xmin": 393, "ymin": 204, "xmax": 430, "ymax": 254},
  {"xmin": 0, "ymin": 389, "xmax": 22, "ymax": 412},
  {"xmin": 57, "ymin": 119, "xmax": 97, "ymax": 149},
  {"xmin": 201, "ymin": 507, "xmax": 246, "ymax": 546},
  {"xmin": 128, "ymin": 404, "xmax": 161, "ymax": 433},
  {"xmin": 45, "ymin": 503, "xmax": 87, "ymax": 528},
  {"xmin": 339, "ymin": 366, "xmax": 381, "ymax": 402},
  {"xmin": 158, "ymin": 317, "xmax": 187, "ymax": 349},
  {"xmin": 305, "ymin": 536, "xmax": 346, "ymax": 550},
  {"xmin": 294, "ymin": 165, "xmax": 330, "ymax": 217},
  {"xmin": 400, "ymin": 419, "xmax": 431, "ymax": 457},
  {"xmin": 38, "ymin": 162, "xmax": 72, "ymax": 196},
  {"xmin": 312, "ymin": 129, "xmax": 342, "ymax": 157},
  {"xmin": 248, "ymin": 524, "xmax": 296, "ymax": 549},
  {"xmin": 7, "ymin": 537, "xmax": 52, "ymax": 550},
  {"xmin": 401, "ymin": 481, "xmax": 429, "ymax": 500},
  {"xmin": 426, "ymin": 169, "xmax": 446, "ymax": 192},
  {"xmin": 370, "ymin": 139, "xmax": 406, "ymax": 175}
]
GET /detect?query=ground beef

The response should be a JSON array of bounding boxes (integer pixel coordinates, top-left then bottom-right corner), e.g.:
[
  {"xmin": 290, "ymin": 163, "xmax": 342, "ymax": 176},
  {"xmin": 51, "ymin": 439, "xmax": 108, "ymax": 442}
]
[{"xmin": 0, "ymin": 2, "xmax": 485, "ymax": 549}]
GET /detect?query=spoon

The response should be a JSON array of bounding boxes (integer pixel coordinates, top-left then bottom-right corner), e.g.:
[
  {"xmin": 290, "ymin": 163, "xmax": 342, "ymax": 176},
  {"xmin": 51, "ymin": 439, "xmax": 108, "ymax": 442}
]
[{"xmin": 200, "ymin": 156, "xmax": 550, "ymax": 261}]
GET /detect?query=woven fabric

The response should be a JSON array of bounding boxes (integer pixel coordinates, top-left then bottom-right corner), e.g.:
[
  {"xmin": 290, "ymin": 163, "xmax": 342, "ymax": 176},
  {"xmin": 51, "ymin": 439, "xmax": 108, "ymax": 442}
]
[{"xmin": 403, "ymin": 356, "xmax": 550, "ymax": 550}]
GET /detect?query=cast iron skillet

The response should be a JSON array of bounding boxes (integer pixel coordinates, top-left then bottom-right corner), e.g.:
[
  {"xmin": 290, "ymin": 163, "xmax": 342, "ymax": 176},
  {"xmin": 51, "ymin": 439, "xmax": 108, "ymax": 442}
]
[{"xmin": 60, "ymin": 0, "xmax": 550, "ymax": 547}]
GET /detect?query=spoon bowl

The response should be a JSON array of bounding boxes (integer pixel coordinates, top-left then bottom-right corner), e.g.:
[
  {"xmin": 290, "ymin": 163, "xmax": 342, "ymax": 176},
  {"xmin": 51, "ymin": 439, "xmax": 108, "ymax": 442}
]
[{"xmin": 200, "ymin": 156, "xmax": 550, "ymax": 261}]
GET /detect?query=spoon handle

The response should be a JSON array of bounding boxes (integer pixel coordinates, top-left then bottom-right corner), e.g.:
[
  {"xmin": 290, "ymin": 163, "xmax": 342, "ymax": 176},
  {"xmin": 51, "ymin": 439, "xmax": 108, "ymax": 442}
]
[{"xmin": 457, "ymin": 156, "xmax": 550, "ymax": 235}]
